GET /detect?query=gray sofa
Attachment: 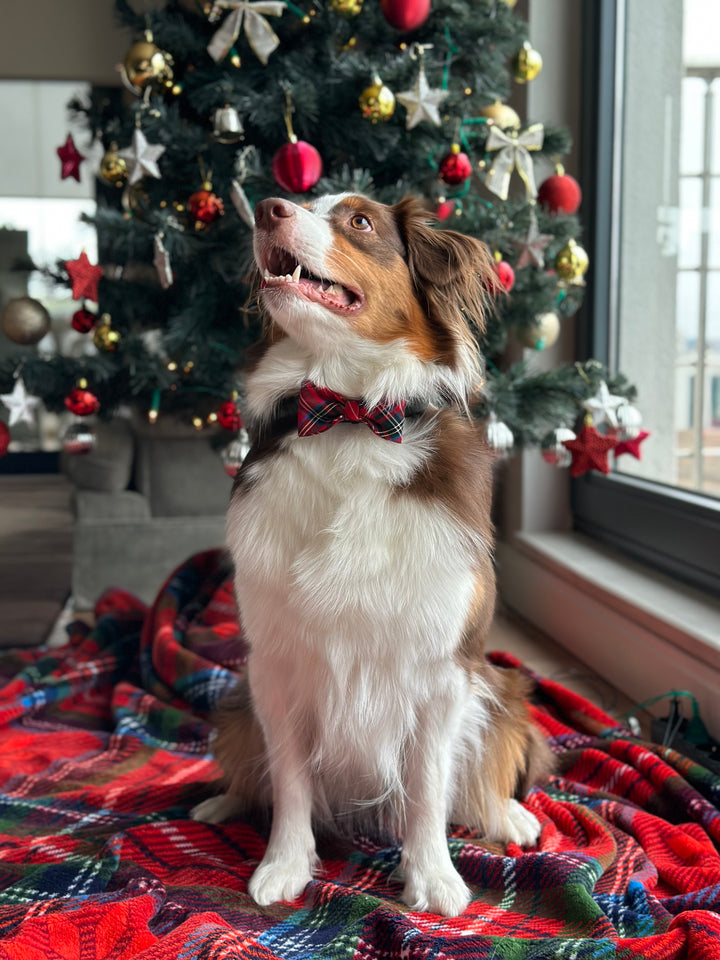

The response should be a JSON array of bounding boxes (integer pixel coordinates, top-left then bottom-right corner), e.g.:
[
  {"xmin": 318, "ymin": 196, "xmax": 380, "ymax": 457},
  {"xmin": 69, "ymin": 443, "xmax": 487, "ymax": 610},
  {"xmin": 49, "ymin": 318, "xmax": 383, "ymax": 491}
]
[{"xmin": 63, "ymin": 415, "xmax": 232, "ymax": 609}]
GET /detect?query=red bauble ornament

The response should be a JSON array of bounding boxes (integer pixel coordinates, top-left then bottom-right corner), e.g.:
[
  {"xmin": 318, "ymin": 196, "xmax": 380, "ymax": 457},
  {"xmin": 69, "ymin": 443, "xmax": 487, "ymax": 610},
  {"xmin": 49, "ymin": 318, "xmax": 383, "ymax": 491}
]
[
  {"xmin": 65, "ymin": 252, "xmax": 103, "ymax": 302},
  {"xmin": 71, "ymin": 308, "xmax": 97, "ymax": 333},
  {"xmin": 217, "ymin": 399, "xmax": 243, "ymax": 431},
  {"xmin": 64, "ymin": 384, "xmax": 100, "ymax": 417},
  {"xmin": 272, "ymin": 140, "xmax": 323, "ymax": 193},
  {"xmin": 483, "ymin": 260, "xmax": 515, "ymax": 295},
  {"xmin": 57, "ymin": 133, "xmax": 84, "ymax": 182},
  {"xmin": 436, "ymin": 199, "xmax": 456, "ymax": 221},
  {"xmin": 381, "ymin": 0, "xmax": 431, "ymax": 31},
  {"xmin": 188, "ymin": 187, "xmax": 225, "ymax": 225},
  {"xmin": 563, "ymin": 423, "xmax": 618, "ymax": 478},
  {"xmin": 0, "ymin": 422, "xmax": 9, "ymax": 458},
  {"xmin": 438, "ymin": 146, "xmax": 472, "ymax": 186},
  {"xmin": 495, "ymin": 260, "xmax": 515, "ymax": 293},
  {"xmin": 538, "ymin": 169, "xmax": 582, "ymax": 216}
]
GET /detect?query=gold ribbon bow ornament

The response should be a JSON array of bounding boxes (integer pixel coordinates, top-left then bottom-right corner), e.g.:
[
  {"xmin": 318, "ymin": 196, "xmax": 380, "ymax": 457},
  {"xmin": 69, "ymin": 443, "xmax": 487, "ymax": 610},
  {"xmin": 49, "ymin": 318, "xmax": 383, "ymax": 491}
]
[
  {"xmin": 484, "ymin": 123, "xmax": 544, "ymax": 201},
  {"xmin": 207, "ymin": 1, "xmax": 287, "ymax": 65}
]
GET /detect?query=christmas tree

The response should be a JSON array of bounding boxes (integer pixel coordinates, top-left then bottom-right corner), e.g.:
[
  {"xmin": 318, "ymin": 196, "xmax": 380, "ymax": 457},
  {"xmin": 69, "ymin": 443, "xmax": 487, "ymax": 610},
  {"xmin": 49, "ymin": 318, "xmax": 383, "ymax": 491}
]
[{"xmin": 0, "ymin": 0, "xmax": 645, "ymax": 476}]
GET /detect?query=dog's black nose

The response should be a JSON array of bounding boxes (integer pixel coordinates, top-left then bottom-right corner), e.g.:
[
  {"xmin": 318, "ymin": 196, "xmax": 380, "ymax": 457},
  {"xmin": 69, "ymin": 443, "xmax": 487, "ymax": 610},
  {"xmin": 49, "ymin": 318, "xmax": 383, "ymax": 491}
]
[{"xmin": 255, "ymin": 197, "xmax": 296, "ymax": 228}]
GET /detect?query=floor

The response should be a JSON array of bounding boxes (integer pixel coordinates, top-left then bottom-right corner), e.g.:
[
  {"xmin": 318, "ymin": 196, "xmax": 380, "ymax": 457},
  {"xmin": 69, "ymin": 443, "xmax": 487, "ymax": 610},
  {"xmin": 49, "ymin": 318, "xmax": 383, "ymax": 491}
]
[{"xmin": 0, "ymin": 474, "xmax": 636, "ymax": 724}]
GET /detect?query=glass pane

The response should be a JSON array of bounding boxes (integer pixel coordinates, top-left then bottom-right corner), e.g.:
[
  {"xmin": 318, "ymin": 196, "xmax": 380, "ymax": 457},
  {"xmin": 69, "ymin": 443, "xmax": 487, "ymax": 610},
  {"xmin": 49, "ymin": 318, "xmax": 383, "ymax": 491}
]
[
  {"xmin": 676, "ymin": 270, "xmax": 701, "ymax": 356},
  {"xmin": 709, "ymin": 177, "xmax": 720, "ymax": 267},
  {"xmin": 678, "ymin": 176, "xmax": 703, "ymax": 267},
  {"xmin": 680, "ymin": 76, "xmax": 706, "ymax": 175},
  {"xmin": 701, "ymin": 272, "xmax": 720, "ymax": 494},
  {"xmin": 713, "ymin": 78, "xmax": 720, "ymax": 173}
]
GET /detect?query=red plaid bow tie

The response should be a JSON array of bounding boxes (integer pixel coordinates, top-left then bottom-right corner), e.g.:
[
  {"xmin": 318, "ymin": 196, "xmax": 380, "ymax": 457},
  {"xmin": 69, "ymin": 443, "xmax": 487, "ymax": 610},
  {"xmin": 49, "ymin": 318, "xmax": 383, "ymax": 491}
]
[{"xmin": 297, "ymin": 380, "xmax": 406, "ymax": 443}]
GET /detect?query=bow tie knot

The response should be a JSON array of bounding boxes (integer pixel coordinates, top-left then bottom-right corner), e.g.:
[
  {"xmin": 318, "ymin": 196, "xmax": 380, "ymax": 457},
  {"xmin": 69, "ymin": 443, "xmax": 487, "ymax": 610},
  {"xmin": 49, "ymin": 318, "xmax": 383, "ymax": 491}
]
[{"xmin": 297, "ymin": 381, "xmax": 405, "ymax": 443}]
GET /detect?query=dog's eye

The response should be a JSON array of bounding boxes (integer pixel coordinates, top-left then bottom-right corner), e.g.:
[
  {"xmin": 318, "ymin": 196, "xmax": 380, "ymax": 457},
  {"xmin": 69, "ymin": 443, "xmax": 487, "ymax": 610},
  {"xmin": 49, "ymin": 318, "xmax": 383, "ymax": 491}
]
[{"xmin": 349, "ymin": 214, "xmax": 372, "ymax": 231}]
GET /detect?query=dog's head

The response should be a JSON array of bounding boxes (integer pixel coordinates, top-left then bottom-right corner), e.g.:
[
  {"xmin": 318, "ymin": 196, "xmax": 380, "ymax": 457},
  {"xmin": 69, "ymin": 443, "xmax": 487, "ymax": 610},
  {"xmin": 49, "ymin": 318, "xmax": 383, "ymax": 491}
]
[{"xmin": 253, "ymin": 193, "xmax": 496, "ymax": 404}]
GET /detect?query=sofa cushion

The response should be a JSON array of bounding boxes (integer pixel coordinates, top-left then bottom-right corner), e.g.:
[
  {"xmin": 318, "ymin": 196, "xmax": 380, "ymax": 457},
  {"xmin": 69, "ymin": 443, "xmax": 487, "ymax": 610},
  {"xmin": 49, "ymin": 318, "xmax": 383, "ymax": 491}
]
[{"xmin": 132, "ymin": 417, "xmax": 232, "ymax": 517}]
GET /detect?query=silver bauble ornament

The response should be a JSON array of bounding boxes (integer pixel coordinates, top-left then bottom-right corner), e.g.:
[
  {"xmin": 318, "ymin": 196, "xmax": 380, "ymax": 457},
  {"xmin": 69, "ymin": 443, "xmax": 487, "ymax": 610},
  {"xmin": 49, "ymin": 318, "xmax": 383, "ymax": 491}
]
[
  {"xmin": 1, "ymin": 297, "xmax": 51, "ymax": 346},
  {"xmin": 212, "ymin": 105, "xmax": 244, "ymax": 143},
  {"xmin": 62, "ymin": 420, "xmax": 97, "ymax": 455},
  {"xmin": 541, "ymin": 427, "xmax": 576, "ymax": 468},
  {"xmin": 221, "ymin": 428, "xmax": 251, "ymax": 476},
  {"xmin": 616, "ymin": 403, "xmax": 643, "ymax": 441},
  {"xmin": 486, "ymin": 413, "xmax": 514, "ymax": 456}
]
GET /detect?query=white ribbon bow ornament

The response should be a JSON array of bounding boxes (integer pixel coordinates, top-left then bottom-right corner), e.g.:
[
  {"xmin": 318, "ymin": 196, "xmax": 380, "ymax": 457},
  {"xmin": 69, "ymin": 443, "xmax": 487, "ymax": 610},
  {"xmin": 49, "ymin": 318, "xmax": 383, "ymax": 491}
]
[
  {"xmin": 207, "ymin": 1, "xmax": 286, "ymax": 65},
  {"xmin": 484, "ymin": 123, "xmax": 544, "ymax": 201}
]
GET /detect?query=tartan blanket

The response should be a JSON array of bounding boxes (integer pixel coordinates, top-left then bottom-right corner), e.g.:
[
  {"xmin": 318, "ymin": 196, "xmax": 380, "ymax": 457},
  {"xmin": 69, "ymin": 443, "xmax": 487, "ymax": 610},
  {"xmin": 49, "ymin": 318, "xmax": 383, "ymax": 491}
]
[{"xmin": 1, "ymin": 550, "xmax": 719, "ymax": 959}]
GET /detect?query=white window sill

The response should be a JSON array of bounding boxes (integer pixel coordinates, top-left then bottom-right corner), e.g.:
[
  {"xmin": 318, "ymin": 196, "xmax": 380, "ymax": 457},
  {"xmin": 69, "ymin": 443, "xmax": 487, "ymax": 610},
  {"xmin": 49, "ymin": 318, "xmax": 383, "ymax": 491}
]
[{"xmin": 497, "ymin": 531, "xmax": 720, "ymax": 738}]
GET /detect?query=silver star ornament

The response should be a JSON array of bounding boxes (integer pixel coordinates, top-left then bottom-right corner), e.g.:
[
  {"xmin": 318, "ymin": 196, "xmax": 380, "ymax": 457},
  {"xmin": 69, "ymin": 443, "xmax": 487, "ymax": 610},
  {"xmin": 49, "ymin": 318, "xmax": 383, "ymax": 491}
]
[
  {"xmin": 513, "ymin": 209, "xmax": 553, "ymax": 270},
  {"xmin": 1, "ymin": 377, "xmax": 41, "ymax": 427},
  {"xmin": 396, "ymin": 66, "xmax": 448, "ymax": 130},
  {"xmin": 582, "ymin": 381, "xmax": 626, "ymax": 429},
  {"xmin": 118, "ymin": 129, "xmax": 166, "ymax": 186}
]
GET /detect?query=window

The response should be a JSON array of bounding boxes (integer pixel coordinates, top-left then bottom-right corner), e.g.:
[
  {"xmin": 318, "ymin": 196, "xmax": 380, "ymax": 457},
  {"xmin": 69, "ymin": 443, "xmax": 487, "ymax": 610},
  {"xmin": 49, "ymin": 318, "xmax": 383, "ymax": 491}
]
[
  {"xmin": 0, "ymin": 81, "xmax": 96, "ymax": 465},
  {"xmin": 574, "ymin": 0, "xmax": 720, "ymax": 595}
]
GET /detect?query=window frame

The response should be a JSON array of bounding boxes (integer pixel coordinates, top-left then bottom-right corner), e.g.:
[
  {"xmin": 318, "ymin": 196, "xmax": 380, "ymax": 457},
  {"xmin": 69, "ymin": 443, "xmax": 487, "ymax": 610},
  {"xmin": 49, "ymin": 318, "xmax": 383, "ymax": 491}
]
[{"xmin": 574, "ymin": 0, "xmax": 720, "ymax": 597}]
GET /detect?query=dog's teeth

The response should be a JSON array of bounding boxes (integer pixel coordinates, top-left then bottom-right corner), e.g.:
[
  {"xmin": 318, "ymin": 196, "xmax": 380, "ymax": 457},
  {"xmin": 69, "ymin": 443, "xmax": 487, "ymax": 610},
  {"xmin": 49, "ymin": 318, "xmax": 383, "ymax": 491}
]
[
  {"xmin": 327, "ymin": 284, "xmax": 342, "ymax": 295},
  {"xmin": 263, "ymin": 269, "xmax": 271, "ymax": 280},
  {"xmin": 291, "ymin": 265, "xmax": 301, "ymax": 282},
  {"xmin": 285, "ymin": 274, "xmax": 293, "ymax": 282}
]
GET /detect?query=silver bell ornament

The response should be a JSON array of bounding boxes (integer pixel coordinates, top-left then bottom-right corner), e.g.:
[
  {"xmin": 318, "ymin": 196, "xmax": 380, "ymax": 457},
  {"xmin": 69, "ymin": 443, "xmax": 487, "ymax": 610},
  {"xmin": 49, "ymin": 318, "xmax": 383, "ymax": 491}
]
[
  {"xmin": 220, "ymin": 428, "xmax": 251, "ymax": 476},
  {"xmin": 486, "ymin": 413, "xmax": 514, "ymax": 456},
  {"xmin": 212, "ymin": 105, "xmax": 244, "ymax": 144},
  {"xmin": 616, "ymin": 403, "xmax": 643, "ymax": 441},
  {"xmin": 62, "ymin": 420, "xmax": 97, "ymax": 455},
  {"xmin": 541, "ymin": 427, "xmax": 576, "ymax": 468}
]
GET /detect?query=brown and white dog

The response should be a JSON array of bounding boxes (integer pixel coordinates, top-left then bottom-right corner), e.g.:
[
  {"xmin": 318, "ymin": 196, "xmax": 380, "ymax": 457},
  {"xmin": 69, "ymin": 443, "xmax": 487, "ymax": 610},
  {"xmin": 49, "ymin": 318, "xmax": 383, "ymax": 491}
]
[{"xmin": 191, "ymin": 194, "xmax": 551, "ymax": 917}]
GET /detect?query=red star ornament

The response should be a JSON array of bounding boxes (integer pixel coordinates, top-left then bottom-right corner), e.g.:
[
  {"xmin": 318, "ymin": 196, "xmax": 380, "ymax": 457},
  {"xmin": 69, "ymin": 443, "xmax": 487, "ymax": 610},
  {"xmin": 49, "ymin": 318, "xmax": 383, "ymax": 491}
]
[
  {"xmin": 57, "ymin": 134, "xmax": 85, "ymax": 182},
  {"xmin": 66, "ymin": 252, "xmax": 103, "ymax": 302},
  {"xmin": 615, "ymin": 429, "xmax": 650, "ymax": 459},
  {"xmin": 563, "ymin": 423, "xmax": 618, "ymax": 478}
]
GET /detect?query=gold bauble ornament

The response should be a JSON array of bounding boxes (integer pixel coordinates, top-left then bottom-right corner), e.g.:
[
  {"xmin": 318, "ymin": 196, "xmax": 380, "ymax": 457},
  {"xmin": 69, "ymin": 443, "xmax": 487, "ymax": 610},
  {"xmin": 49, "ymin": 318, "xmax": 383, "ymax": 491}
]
[
  {"xmin": 479, "ymin": 100, "xmax": 521, "ymax": 131},
  {"xmin": 512, "ymin": 41, "xmax": 543, "ymax": 83},
  {"xmin": 99, "ymin": 144, "xmax": 128, "ymax": 188},
  {"xmin": 0, "ymin": 297, "xmax": 51, "ymax": 346},
  {"xmin": 329, "ymin": 0, "xmax": 363, "ymax": 14},
  {"xmin": 515, "ymin": 312, "xmax": 560, "ymax": 350},
  {"xmin": 555, "ymin": 238, "xmax": 589, "ymax": 282},
  {"xmin": 500, "ymin": 0, "xmax": 518, "ymax": 6},
  {"xmin": 359, "ymin": 76, "xmax": 395, "ymax": 123},
  {"xmin": 93, "ymin": 315, "xmax": 121, "ymax": 353},
  {"xmin": 122, "ymin": 31, "xmax": 174, "ymax": 94}
]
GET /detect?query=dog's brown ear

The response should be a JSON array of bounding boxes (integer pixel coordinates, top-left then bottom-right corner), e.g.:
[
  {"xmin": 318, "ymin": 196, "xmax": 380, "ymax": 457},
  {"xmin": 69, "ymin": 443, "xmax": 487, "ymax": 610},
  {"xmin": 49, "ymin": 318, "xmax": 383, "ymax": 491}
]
[{"xmin": 391, "ymin": 196, "xmax": 497, "ymax": 335}]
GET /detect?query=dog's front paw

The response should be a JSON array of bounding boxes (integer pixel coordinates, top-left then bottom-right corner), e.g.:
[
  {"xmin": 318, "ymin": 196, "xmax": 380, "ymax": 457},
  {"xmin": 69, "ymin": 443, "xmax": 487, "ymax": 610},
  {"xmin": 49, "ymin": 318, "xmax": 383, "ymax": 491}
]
[
  {"xmin": 401, "ymin": 867, "xmax": 471, "ymax": 917},
  {"xmin": 248, "ymin": 856, "xmax": 314, "ymax": 906},
  {"xmin": 488, "ymin": 798, "xmax": 541, "ymax": 847},
  {"xmin": 190, "ymin": 793, "xmax": 243, "ymax": 824}
]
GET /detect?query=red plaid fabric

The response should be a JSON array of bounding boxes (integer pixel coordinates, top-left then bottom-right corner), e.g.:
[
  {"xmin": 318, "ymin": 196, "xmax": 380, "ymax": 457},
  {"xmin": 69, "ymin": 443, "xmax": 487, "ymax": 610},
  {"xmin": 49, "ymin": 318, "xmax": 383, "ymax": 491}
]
[{"xmin": 297, "ymin": 380, "xmax": 406, "ymax": 442}]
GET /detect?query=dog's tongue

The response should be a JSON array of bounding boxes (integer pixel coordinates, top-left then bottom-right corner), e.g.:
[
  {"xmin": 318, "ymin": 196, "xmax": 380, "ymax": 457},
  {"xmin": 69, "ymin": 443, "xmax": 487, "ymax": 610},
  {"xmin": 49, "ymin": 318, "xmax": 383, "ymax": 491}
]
[{"xmin": 299, "ymin": 276, "xmax": 353, "ymax": 309}]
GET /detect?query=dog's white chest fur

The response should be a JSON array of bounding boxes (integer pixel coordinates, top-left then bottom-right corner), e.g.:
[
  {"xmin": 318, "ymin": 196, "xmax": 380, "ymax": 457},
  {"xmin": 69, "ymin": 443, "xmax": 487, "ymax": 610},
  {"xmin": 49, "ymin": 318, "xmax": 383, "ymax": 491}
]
[{"xmin": 226, "ymin": 427, "xmax": 477, "ymax": 810}]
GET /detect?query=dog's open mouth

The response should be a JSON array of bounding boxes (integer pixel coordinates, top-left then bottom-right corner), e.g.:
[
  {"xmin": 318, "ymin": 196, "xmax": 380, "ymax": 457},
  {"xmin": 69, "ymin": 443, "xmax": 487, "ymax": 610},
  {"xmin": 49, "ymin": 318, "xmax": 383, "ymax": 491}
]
[{"xmin": 259, "ymin": 246, "xmax": 363, "ymax": 313}]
